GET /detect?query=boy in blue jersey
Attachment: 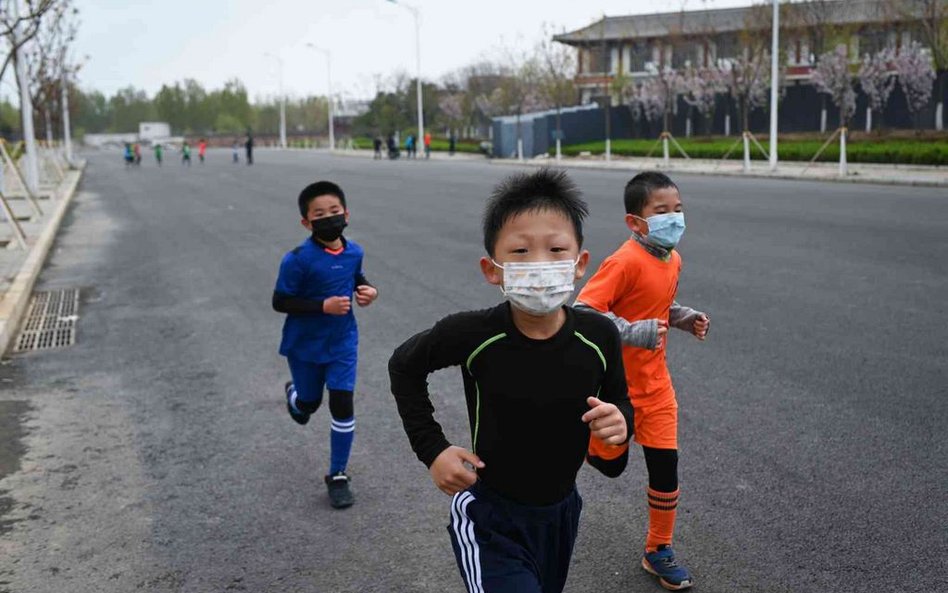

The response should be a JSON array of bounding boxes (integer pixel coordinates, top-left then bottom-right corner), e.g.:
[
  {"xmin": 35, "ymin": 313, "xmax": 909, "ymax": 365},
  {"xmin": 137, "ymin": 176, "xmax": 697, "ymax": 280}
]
[{"xmin": 273, "ymin": 180, "xmax": 378, "ymax": 509}]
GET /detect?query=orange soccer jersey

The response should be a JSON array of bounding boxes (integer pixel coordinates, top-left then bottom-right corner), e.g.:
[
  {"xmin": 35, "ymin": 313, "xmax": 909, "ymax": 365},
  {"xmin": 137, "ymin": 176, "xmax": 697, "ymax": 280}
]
[{"xmin": 578, "ymin": 238, "xmax": 682, "ymax": 450}]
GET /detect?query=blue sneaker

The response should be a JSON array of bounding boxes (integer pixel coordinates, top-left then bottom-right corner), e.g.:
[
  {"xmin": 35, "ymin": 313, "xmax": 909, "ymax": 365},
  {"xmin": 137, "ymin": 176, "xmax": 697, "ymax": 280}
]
[
  {"xmin": 285, "ymin": 381, "xmax": 310, "ymax": 425},
  {"xmin": 642, "ymin": 546, "xmax": 693, "ymax": 590}
]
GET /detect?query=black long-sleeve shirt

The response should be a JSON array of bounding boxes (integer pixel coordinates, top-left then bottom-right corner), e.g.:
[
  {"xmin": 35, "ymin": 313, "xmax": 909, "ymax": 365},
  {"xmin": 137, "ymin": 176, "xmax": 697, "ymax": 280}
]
[{"xmin": 388, "ymin": 302, "xmax": 633, "ymax": 506}]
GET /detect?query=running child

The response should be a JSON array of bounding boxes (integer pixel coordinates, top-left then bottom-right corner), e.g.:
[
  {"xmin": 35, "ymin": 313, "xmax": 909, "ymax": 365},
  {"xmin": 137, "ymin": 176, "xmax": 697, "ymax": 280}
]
[
  {"xmin": 154, "ymin": 143, "xmax": 163, "ymax": 167},
  {"xmin": 198, "ymin": 138, "xmax": 207, "ymax": 164},
  {"xmin": 181, "ymin": 141, "xmax": 192, "ymax": 167},
  {"xmin": 576, "ymin": 171, "xmax": 709, "ymax": 591},
  {"xmin": 389, "ymin": 168, "xmax": 633, "ymax": 593},
  {"xmin": 272, "ymin": 180, "xmax": 378, "ymax": 509}
]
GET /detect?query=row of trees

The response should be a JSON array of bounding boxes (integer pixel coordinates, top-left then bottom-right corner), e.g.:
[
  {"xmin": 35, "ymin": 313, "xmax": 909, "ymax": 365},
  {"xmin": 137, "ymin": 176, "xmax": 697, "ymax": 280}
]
[{"xmin": 55, "ymin": 80, "xmax": 329, "ymax": 138}]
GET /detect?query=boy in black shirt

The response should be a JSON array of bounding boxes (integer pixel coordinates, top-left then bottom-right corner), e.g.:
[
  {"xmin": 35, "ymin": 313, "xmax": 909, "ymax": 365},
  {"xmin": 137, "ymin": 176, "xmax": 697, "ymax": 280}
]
[{"xmin": 389, "ymin": 169, "xmax": 634, "ymax": 593}]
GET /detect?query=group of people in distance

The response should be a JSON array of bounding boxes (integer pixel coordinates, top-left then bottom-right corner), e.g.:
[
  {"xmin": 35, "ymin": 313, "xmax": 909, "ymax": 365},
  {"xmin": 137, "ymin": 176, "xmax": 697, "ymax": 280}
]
[
  {"xmin": 122, "ymin": 135, "xmax": 256, "ymax": 168},
  {"xmin": 373, "ymin": 131, "xmax": 436, "ymax": 160},
  {"xmin": 272, "ymin": 168, "xmax": 710, "ymax": 592}
]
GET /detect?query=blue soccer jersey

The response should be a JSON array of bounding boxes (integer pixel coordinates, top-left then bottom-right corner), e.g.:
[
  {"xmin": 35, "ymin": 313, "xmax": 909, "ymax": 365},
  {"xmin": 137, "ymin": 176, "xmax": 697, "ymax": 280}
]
[{"xmin": 275, "ymin": 237, "xmax": 364, "ymax": 362}]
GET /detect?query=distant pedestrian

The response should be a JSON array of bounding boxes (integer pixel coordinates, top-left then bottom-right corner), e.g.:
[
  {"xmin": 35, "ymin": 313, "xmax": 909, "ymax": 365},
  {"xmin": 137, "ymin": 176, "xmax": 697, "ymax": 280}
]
[
  {"xmin": 423, "ymin": 131, "xmax": 431, "ymax": 159},
  {"xmin": 123, "ymin": 142, "xmax": 134, "ymax": 167},
  {"xmin": 373, "ymin": 135, "xmax": 383, "ymax": 160},
  {"xmin": 386, "ymin": 134, "xmax": 399, "ymax": 160},
  {"xmin": 448, "ymin": 133, "xmax": 456, "ymax": 156},
  {"xmin": 181, "ymin": 141, "xmax": 192, "ymax": 167},
  {"xmin": 273, "ymin": 180, "xmax": 379, "ymax": 509},
  {"xmin": 232, "ymin": 140, "xmax": 240, "ymax": 164},
  {"xmin": 198, "ymin": 138, "xmax": 208, "ymax": 164},
  {"xmin": 405, "ymin": 134, "xmax": 415, "ymax": 159},
  {"xmin": 154, "ymin": 143, "xmax": 163, "ymax": 167},
  {"xmin": 245, "ymin": 134, "xmax": 254, "ymax": 165},
  {"xmin": 133, "ymin": 142, "xmax": 142, "ymax": 165}
]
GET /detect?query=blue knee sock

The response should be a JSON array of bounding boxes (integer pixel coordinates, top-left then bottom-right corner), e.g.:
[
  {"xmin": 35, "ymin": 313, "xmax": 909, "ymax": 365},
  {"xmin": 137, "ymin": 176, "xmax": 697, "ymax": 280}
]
[{"xmin": 330, "ymin": 416, "xmax": 355, "ymax": 474}]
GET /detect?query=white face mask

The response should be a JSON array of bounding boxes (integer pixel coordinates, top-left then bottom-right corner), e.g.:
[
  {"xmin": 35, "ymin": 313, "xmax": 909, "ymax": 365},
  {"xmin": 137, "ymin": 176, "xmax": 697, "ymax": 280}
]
[{"xmin": 491, "ymin": 257, "xmax": 579, "ymax": 316}]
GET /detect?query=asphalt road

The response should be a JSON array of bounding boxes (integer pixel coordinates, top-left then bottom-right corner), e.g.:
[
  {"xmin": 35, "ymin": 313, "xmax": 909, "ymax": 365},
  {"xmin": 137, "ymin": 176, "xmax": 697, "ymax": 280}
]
[{"xmin": 1, "ymin": 150, "xmax": 946, "ymax": 593}]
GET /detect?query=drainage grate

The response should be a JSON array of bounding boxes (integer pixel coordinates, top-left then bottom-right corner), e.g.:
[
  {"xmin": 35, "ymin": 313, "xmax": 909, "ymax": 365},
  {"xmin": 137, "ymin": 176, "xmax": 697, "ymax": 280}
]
[{"xmin": 13, "ymin": 289, "xmax": 80, "ymax": 353}]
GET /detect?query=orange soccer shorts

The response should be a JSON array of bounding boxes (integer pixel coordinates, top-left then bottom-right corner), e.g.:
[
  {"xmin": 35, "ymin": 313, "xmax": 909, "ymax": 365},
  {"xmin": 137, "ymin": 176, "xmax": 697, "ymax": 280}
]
[{"xmin": 589, "ymin": 397, "xmax": 679, "ymax": 458}]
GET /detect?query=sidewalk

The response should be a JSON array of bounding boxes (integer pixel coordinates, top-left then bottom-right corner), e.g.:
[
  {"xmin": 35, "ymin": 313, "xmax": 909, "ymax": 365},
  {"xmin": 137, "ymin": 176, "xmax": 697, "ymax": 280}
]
[
  {"xmin": 0, "ymin": 156, "xmax": 86, "ymax": 355},
  {"xmin": 329, "ymin": 147, "xmax": 948, "ymax": 187},
  {"xmin": 494, "ymin": 154, "xmax": 948, "ymax": 187}
]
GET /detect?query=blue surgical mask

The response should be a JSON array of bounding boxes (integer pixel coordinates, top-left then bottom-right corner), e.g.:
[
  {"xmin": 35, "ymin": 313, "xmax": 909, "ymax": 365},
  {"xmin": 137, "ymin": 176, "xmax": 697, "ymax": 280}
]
[{"xmin": 638, "ymin": 212, "xmax": 685, "ymax": 249}]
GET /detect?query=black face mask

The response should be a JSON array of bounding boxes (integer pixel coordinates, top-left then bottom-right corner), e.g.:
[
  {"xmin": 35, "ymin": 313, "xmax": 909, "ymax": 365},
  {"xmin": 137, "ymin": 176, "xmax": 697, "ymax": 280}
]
[{"xmin": 311, "ymin": 214, "xmax": 347, "ymax": 243}]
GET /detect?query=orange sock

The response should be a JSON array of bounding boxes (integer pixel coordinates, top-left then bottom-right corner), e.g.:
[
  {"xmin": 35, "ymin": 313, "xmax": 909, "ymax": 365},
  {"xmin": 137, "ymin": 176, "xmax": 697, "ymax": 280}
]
[{"xmin": 645, "ymin": 487, "xmax": 679, "ymax": 552}]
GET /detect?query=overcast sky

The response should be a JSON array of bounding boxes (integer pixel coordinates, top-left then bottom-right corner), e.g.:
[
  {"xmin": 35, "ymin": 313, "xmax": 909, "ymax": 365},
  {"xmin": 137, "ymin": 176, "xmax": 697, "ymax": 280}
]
[{"xmin": 66, "ymin": 0, "xmax": 758, "ymax": 101}]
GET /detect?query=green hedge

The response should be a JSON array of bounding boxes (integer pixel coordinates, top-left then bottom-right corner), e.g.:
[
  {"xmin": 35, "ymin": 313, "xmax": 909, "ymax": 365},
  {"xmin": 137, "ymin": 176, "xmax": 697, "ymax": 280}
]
[
  {"xmin": 553, "ymin": 137, "xmax": 948, "ymax": 166},
  {"xmin": 355, "ymin": 137, "xmax": 484, "ymax": 154}
]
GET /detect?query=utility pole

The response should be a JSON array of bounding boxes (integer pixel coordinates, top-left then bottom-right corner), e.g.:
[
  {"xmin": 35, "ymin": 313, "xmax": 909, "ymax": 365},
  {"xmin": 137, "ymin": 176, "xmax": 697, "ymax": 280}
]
[
  {"xmin": 306, "ymin": 44, "xmax": 335, "ymax": 150},
  {"xmin": 388, "ymin": 0, "xmax": 424, "ymax": 149},
  {"xmin": 265, "ymin": 52, "xmax": 287, "ymax": 149}
]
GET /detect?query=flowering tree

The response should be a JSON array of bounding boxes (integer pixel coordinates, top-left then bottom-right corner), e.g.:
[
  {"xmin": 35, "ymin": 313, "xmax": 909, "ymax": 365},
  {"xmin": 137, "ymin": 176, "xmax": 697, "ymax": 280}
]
[
  {"xmin": 438, "ymin": 92, "xmax": 463, "ymax": 132},
  {"xmin": 683, "ymin": 66, "xmax": 726, "ymax": 135},
  {"xmin": 811, "ymin": 44, "xmax": 856, "ymax": 128},
  {"xmin": 894, "ymin": 41, "xmax": 936, "ymax": 129},
  {"xmin": 858, "ymin": 47, "xmax": 896, "ymax": 132},
  {"xmin": 641, "ymin": 65, "xmax": 683, "ymax": 134},
  {"xmin": 718, "ymin": 52, "xmax": 769, "ymax": 132},
  {"xmin": 535, "ymin": 26, "xmax": 576, "ymax": 155}
]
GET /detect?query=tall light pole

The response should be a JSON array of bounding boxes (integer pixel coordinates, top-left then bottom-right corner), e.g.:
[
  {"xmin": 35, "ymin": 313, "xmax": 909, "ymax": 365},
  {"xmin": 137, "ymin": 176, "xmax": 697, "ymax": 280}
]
[
  {"xmin": 306, "ymin": 43, "xmax": 335, "ymax": 150},
  {"xmin": 768, "ymin": 0, "xmax": 779, "ymax": 171},
  {"xmin": 264, "ymin": 52, "xmax": 287, "ymax": 149},
  {"xmin": 387, "ymin": 0, "xmax": 424, "ymax": 149}
]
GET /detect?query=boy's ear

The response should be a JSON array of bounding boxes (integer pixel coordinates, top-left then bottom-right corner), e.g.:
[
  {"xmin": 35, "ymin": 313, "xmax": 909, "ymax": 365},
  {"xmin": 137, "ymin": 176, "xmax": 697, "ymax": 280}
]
[
  {"xmin": 625, "ymin": 213, "xmax": 646, "ymax": 235},
  {"xmin": 480, "ymin": 256, "xmax": 502, "ymax": 286},
  {"xmin": 344, "ymin": 209, "xmax": 350, "ymax": 223},
  {"xmin": 302, "ymin": 217, "xmax": 312, "ymax": 231},
  {"xmin": 574, "ymin": 250, "xmax": 590, "ymax": 280}
]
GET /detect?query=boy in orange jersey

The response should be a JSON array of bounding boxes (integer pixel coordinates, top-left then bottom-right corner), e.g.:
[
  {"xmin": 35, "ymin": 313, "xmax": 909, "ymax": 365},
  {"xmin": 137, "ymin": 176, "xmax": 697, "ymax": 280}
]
[{"xmin": 575, "ymin": 171, "xmax": 709, "ymax": 591}]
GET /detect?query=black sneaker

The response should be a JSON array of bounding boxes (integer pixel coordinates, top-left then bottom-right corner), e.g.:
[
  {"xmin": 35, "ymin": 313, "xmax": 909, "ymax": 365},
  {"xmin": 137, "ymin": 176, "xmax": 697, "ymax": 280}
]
[
  {"xmin": 285, "ymin": 381, "xmax": 310, "ymax": 425},
  {"xmin": 325, "ymin": 472, "xmax": 355, "ymax": 509}
]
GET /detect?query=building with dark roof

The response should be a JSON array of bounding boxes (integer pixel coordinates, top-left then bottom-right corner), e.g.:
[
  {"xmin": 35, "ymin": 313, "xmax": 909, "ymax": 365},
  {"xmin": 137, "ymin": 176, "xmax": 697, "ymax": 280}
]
[{"xmin": 554, "ymin": 0, "xmax": 935, "ymax": 105}]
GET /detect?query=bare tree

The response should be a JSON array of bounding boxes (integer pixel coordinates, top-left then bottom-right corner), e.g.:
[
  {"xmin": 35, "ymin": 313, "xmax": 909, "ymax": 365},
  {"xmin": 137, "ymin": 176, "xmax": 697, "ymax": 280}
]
[
  {"xmin": 19, "ymin": 0, "xmax": 80, "ymax": 142},
  {"xmin": 0, "ymin": 0, "xmax": 58, "ymax": 81},
  {"xmin": 535, "ymin": 24, "xmax": 577, "ymax": 159}
]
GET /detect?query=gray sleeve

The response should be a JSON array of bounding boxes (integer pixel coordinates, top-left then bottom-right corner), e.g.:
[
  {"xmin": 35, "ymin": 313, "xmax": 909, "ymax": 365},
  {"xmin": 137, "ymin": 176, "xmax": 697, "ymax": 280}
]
[
  {"xmin": 669, "ymin": 301, "xmax": 703, "ymax": 333},
  {"xmin": 574, "ymin": 301, "xmax": 660, "ymax": 350}
]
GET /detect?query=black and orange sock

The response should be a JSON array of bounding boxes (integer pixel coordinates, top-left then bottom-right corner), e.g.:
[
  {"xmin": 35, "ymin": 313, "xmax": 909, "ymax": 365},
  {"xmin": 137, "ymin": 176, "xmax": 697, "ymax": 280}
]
[{"xmin": 645, "ymin": 487, "xmax": 679, "ymax": 552}]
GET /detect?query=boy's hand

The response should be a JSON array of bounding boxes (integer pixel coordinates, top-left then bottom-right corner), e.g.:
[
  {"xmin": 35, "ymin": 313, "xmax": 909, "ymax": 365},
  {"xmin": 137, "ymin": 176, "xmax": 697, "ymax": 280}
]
[
  {"xmin": 693, "ymin": 314, "xmax": 710, "ymax": 341},
  {"xmin": 582, "ymin": 397, "xmax": 627, "ymax": 445},
  {"xmin": 323, "ymin": 296, "xmax": 351, "ymax": 315},
  {"xmin": 355, "ymin": 285, "xmax": 378, "ymax": 307},
  {"xmin": 655, "ymin": 319, "xmax": 669, "ymax": 349},
  {"xmin": 429, "ymin": 446, "xmax": 484, "ymax": 496}
]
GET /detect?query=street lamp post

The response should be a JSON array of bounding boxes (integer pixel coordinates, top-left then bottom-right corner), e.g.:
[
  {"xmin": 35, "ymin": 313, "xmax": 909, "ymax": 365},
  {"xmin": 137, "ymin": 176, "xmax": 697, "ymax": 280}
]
[
  {"xmin": 306, "ymin": 44, "xmax": 335, "ymax": 151},
  {"xmin": 388, "ymin": 0, "xmax": 424, "ymax": 151},
  {"xmin": 768, "ymin": 0, "xmax": 779, "ymax": 171},
  {"xmin": 265, "ymin": 52, "xmax": 287, "ymax": 149}
]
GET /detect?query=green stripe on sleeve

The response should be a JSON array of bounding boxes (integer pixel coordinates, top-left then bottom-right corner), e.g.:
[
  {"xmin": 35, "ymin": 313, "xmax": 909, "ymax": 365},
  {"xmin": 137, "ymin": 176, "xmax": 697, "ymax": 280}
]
[{"xmin": 574, "ymin": 331, "xmax": 607, "ymax": 371}]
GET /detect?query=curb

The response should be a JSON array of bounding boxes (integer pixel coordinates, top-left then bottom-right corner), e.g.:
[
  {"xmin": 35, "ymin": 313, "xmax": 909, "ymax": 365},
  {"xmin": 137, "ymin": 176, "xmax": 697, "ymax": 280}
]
[
  {"xmin": 0, "ymin": 162, "xmax": 86, "ymax": 356},
  {"xmin": 486, "ymin": 158, "xmax": 948, "ymax": 188}
]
